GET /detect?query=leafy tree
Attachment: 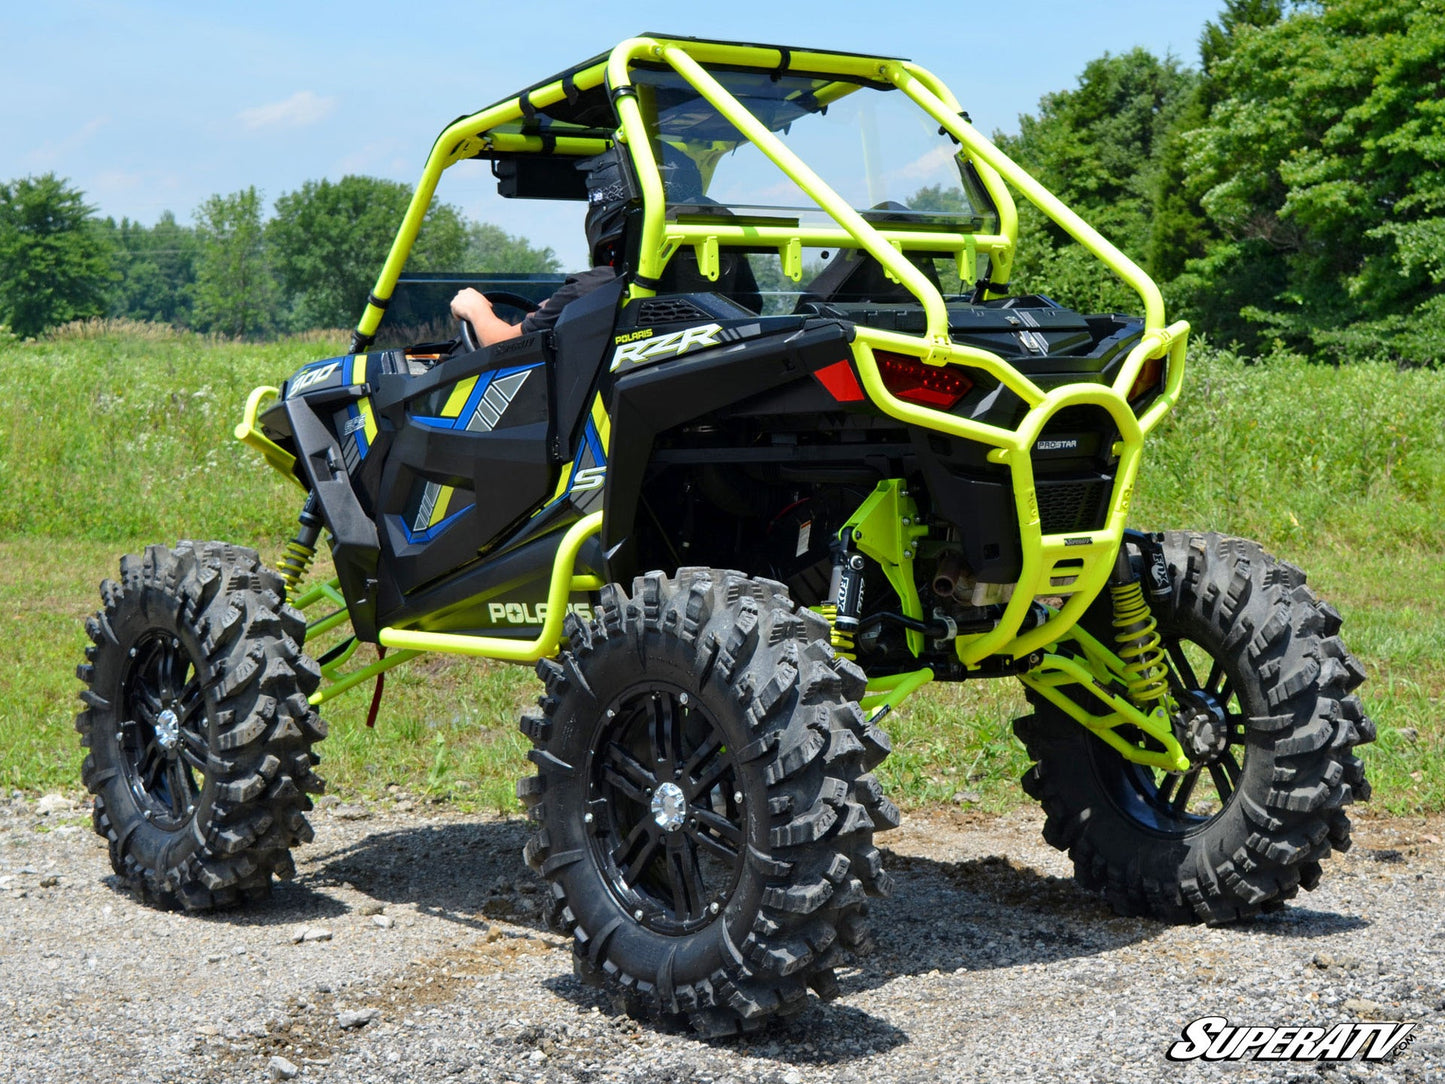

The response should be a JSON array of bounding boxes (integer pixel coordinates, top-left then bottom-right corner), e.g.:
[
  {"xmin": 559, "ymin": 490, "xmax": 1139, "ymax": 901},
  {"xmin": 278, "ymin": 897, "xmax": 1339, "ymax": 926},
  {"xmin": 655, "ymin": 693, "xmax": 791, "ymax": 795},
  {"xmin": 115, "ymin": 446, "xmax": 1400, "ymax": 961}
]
[
  {"xmin": 193, "ymin": 187, "xmax": 278, "ymax": 338},
  {"xmin": 994, "ymin": 50, "xmax": 1198, "ymax": 313},
  {"xmin": 463, "ymin": 222, "xmax": 561, "ymax": 274},
  {"xmin": 1176, "ymin": 0, "xmax": 1445, "ymax": 360},
  {"xmin": 268, "ymin": 176, "xmax": 468, "ymax": 330},
  {"xmin": 104, "ymin": 211, "xmax": 199, "ymax": 326},
  {"xmin": 0, "ymin": 174, "xmax": 113, "ymax": 336},
  {"xmin": 905, "ymin": 185, "xmax": 967, "ymax": 214}
]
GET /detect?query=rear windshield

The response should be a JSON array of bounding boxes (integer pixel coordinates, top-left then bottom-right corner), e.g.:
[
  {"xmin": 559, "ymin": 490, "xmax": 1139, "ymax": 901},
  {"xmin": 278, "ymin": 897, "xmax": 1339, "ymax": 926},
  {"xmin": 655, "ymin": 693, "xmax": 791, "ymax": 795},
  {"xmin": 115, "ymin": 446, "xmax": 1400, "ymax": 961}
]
[{"xmin": 631, "ymin": 67, "xmax": 999, "ymax": 235}]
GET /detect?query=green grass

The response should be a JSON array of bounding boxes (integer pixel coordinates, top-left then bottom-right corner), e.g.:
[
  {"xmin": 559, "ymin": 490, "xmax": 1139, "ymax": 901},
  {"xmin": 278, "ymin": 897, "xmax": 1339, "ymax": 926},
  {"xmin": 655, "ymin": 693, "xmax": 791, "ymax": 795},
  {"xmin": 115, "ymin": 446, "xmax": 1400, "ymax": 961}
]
[{"xmin": 2, "ymin": 326, "xmax": 1441, "ymax": 815}]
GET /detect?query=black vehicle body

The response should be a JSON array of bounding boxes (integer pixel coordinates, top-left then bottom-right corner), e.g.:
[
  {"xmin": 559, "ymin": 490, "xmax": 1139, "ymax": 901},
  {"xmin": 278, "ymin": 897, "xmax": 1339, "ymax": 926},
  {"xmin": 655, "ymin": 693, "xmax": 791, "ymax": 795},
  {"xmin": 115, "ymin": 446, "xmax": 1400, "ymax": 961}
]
[{"xmin": 79, "ymin": 34, "xmax": 1373, "ymax": 1039}]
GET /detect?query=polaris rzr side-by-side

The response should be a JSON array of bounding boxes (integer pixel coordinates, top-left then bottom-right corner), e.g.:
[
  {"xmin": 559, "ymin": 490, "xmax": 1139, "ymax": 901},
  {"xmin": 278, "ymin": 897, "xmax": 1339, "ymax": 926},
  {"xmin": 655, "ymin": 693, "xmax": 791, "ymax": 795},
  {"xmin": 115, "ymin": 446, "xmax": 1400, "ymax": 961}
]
[{"xmin": 76, "ymin": 35, "xmax": 1373, "ymax": 1036}]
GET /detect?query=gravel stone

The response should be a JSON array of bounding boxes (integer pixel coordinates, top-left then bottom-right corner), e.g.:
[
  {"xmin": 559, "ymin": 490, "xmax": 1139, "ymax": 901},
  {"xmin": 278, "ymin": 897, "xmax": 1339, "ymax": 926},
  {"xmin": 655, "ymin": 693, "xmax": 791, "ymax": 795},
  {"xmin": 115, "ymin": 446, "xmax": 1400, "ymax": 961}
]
[
  {"xmin": 33, "ymin": 794, "xmax": 73, "ymax": 817},
  {"xmin": 338, "ymin": 1008, "xmax": 380, "ymax": 1029},
  {"xmin": 268, "ymin": 1055, "xmax": 300, "ymax": 1079},
  {"xmin": 1, "ymin": 801, "xmax": 1440, "ymax": 1082}
]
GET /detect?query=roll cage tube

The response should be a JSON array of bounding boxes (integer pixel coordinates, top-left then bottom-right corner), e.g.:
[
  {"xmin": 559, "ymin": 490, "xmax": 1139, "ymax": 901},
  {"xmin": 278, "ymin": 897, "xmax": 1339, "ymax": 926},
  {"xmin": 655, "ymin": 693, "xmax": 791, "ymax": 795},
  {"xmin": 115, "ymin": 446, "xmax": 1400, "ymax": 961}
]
[{"xmin": 345, "ymin": 35, "xmax": 1190, "ymax": 669}]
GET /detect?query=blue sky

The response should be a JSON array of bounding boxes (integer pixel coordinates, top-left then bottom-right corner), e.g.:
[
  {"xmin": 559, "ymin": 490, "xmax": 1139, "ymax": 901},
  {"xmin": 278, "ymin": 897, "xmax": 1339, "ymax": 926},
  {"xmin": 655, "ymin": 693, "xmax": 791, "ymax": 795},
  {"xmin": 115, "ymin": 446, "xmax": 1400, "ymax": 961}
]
[{"xmin": 1, "ymin": 1, "xmax": 1223, "ymax": 268}]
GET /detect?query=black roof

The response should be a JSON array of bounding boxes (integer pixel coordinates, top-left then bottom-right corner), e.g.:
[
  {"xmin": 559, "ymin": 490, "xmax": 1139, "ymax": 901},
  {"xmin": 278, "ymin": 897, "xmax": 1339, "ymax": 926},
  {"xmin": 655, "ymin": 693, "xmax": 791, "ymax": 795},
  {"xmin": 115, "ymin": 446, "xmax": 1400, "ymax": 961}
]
[{"xmin": 464, "ymin": 33, "xmax": 908, "ymax": 135}]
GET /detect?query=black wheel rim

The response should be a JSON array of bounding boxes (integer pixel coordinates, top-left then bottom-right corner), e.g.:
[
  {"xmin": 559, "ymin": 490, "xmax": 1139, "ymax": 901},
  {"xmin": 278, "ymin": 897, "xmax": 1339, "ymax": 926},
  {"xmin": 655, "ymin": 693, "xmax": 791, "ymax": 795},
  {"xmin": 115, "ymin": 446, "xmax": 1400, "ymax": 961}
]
[
  {"xmin": 1101, "ymin": 631, "xmax": 1249, "ymax": 836},
  {"xmin": 119, "ymin": 631, "xmax": 209, "ymax": 830},
  {"xmin": 587, "ymin": 684, "xmax": 745, "ymax": 935}
]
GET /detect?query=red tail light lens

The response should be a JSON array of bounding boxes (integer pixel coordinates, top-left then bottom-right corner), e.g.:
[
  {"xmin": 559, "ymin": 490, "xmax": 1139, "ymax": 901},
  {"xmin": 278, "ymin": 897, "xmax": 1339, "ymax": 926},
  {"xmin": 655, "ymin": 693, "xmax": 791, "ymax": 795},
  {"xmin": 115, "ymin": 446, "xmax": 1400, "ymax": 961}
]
[
  {"xmin": 1127, "ymin": 354, "xmax": 1165, "ymax": 404},
  {"xmin": 876, "ymin": 351, "xmax": 974, "ymax": 410}
]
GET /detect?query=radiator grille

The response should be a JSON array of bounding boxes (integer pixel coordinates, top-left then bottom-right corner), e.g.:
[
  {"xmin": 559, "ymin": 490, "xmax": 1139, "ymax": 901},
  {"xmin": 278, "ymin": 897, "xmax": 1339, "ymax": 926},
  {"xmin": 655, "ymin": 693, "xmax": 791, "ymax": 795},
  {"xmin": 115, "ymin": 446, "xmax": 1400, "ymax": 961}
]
[{"xmin": 1036, "ymin": 478, "xmax": 1112, "ymax": 534}]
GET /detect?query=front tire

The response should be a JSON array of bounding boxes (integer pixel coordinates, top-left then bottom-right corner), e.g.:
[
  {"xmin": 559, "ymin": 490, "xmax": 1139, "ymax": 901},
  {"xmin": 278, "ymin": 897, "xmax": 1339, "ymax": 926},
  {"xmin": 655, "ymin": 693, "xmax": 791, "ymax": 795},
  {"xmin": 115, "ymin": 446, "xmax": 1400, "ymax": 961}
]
[
  {"xmin": 1015, "ymin": 532, "xmax": 1373, "ymax": 924},
  {"xmin": 518, "ymin": 569, "xmax": 896, "ymax": 1036},
  {"xmin": 76, "ymin": 542, "xmax": 327, "ymax": 909}
]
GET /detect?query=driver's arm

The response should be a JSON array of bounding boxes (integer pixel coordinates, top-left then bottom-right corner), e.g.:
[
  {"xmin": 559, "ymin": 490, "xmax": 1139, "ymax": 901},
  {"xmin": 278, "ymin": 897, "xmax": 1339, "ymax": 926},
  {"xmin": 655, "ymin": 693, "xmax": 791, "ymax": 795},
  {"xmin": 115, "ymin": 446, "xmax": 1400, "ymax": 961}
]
[{"xmin": 450, "ymin": 288, "xmax": 523, "ymax": 346}]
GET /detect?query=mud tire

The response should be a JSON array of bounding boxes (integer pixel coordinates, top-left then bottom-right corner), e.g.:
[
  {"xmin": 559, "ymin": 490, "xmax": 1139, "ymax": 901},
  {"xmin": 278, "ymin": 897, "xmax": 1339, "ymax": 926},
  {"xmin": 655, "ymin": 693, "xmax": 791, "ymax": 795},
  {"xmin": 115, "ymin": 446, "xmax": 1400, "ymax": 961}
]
[
  {"xmin": 76, "ymin": 542, "xmax": 326, "ymax": 910},
  {"xmin": 518, "ymin": 568, "xmax": 896, "ymax": 1036},
  {"xmin": 1014, "ymin": 532, "xmax": 1373, "ymax": 924}
]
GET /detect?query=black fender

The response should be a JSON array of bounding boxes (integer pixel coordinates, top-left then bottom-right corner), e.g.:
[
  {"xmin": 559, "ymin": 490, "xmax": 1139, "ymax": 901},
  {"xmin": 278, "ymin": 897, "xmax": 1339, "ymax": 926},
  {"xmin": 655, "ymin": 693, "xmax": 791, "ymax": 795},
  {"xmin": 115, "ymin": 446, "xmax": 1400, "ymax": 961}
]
[
  {"xmin": 279, "ymin": 394, "xmax": 384, "ymax": 640},
  {"xmin": 601, "ymin": 319, "xmax": 857, "ymax": 582}
]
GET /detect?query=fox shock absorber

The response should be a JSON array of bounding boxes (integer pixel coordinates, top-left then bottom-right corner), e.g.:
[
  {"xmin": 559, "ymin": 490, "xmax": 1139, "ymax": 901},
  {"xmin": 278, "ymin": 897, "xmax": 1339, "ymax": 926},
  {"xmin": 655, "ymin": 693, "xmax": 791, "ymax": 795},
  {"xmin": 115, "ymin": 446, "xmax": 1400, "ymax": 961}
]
[
  {"xmin": 1109, "ymin": 547, "xmax": 1170, "ymax": 709},
  {"xmin": 822, "ymin": 535, "xmax": 866, "ymax": 657},
  {"xmin": 277, "ymin": 494, "xmax": 324, "ymax": 600}
]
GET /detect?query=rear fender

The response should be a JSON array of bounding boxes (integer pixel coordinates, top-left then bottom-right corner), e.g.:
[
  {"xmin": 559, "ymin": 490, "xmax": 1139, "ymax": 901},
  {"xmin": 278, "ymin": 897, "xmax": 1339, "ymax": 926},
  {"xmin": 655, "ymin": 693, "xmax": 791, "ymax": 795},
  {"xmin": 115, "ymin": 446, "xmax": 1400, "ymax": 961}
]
[{"xmin": 601, "ymin": 321, "xmax": 857, "ymax": 581}]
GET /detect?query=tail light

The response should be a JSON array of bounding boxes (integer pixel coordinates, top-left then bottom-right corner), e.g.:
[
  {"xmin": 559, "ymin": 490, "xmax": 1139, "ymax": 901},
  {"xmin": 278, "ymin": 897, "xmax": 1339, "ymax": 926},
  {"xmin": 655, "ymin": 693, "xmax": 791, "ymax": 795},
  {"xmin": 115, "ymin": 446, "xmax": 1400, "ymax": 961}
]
[
  {"xmin": 875, "ymin": 351, "xmax": 974, "ymax": 410},
  {"xmin": 1127, "ymin": 354, "xmax": 1165, "ymax": 404}
]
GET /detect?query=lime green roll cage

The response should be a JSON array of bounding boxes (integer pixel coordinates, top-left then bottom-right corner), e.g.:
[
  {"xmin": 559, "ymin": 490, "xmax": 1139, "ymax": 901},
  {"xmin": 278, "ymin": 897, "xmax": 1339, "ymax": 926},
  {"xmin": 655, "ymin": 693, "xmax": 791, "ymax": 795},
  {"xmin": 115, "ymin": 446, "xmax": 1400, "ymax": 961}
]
[{"xmin": 275, "ymin": 36, "xmax": 1194, "ymax": 769}]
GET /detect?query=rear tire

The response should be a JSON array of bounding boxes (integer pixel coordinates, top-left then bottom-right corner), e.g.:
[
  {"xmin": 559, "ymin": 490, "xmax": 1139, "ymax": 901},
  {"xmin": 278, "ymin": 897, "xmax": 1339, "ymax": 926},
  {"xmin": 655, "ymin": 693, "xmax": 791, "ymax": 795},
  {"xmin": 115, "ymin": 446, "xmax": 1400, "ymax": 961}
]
[
  {"xmin": 76, "ymin": 542, "xmax": 327, "ymax": 910},
  {"xmin": 518, "ymin": 568, "xmax": 896, "ymax": 1036},
  {"xmin": 1014, "ymin": 532, "xmax": 1373, "ymax": 924}
]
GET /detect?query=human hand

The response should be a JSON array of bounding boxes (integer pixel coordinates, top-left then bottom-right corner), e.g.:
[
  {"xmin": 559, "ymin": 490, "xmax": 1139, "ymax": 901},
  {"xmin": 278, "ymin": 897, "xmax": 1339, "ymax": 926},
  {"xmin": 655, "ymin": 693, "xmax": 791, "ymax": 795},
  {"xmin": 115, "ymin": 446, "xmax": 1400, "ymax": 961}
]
[{"xmin": 450, "ymin": 287, "xmax": 496, "ymax": 325}]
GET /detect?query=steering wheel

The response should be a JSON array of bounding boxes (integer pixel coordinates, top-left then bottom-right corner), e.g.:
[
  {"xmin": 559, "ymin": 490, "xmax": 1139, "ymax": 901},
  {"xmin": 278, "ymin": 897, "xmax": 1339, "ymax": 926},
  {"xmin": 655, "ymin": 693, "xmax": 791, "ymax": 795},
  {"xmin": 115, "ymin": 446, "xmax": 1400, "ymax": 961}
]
[{"xmin": 458, "ymin": 291, "xmax": 542, "ymax": 353}]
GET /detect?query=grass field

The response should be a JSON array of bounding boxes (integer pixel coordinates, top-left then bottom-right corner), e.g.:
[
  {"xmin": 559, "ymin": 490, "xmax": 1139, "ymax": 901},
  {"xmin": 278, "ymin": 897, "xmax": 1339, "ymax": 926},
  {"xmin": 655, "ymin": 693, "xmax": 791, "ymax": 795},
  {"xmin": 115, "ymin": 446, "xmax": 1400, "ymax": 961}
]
[{"xmin": 2, "ymin": 321, "xmax": 1440, "ymax": 815}]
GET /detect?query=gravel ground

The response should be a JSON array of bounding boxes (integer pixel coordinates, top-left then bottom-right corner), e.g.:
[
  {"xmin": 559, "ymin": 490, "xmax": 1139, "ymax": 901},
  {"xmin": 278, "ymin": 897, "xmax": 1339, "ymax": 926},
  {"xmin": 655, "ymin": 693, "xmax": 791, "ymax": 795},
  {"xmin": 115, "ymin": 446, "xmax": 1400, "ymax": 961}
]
[{"xmin": 1, "ymin": 792, "xmax": 1441, "ymax": 1084}]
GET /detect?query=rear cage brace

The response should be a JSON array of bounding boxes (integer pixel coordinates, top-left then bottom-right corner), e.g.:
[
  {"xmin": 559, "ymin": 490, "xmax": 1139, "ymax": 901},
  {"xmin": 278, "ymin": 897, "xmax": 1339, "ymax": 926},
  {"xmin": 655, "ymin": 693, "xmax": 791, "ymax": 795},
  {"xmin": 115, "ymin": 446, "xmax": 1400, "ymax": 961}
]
[{"xmin": 235, "ymin": 36, "xmax": 1194, "ymax": 772}]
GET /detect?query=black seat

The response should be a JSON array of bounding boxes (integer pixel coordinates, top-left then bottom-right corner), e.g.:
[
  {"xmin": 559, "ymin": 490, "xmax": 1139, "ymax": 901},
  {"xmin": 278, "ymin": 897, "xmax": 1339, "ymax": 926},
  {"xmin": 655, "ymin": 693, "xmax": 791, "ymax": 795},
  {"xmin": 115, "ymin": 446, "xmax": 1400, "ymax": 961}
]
[
  {"xmin": 797, "ymin": 201, "xmax": 943, "ymax": 306},
  {"xmin": 654, "ymin": 241, "xmax": 763, "ymax": 314}
]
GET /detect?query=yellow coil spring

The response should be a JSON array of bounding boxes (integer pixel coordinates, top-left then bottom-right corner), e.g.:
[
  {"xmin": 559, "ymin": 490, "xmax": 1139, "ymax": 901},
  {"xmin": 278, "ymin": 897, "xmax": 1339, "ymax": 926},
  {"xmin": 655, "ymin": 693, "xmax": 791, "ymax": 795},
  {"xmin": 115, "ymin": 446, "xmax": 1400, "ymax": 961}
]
[
  {"xmin": 1110, "ymin": 580, "xmax": 1169, "ymax": 707},
  {"xmin": 815, "ymin": 604, "xmax": 857, "ymax": 660},
  {"xmin": 276, "ymin": 538, "xmax": 317, "ymax": 600}
]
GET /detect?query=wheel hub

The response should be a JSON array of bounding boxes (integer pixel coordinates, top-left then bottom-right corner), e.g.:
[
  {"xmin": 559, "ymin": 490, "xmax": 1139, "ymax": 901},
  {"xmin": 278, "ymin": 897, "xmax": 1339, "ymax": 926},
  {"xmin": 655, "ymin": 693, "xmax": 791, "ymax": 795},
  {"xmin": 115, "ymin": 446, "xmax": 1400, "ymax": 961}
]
[
  {"xmin": 650, "ymin": 781, "xmax": 687, "ymax": 832},
  {"xmin": 155, "ymin": 708, "xmax": 181, "ymax": 753},
  {"xmin": 1178, "ymin": 693, "xmax": 1229, "ymax": 761}
]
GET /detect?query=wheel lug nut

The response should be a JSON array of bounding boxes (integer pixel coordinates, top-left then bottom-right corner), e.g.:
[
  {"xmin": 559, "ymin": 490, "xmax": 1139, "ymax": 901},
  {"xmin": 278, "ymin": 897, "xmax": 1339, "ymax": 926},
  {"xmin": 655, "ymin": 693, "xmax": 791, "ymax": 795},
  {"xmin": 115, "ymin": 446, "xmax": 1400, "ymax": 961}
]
[
  {"xmin": 679, "ymin": 693, "xmax": 689, "ymax": 706},
  {"xmin": 634, "ymin": 909, "xmax": 644, "ymax": 921},
  {"xmin": 733, "ymin": 792, "xmax": 744, "ymax": 805},
  {"xmin": 584, "ymin": 812, "xmax": 593, "ymax": 824},
  {"xmin": 710, "ymin": 902, "xmax": 720, "ymax": 915}
]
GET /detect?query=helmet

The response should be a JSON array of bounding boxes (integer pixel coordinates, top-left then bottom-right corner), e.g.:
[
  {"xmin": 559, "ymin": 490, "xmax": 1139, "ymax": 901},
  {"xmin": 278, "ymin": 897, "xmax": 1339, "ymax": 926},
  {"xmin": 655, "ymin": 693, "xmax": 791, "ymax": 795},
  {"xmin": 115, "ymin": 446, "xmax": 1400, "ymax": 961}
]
[{"xmin": 580, "ymin": 149, "xmax": 636, "ymax": 267}]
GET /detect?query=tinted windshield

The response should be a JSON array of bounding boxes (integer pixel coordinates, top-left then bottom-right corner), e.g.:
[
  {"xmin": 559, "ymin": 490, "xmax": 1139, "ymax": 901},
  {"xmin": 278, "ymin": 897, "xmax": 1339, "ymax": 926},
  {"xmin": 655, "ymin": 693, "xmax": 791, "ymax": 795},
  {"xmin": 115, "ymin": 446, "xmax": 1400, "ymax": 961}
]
[{"xmin": 632, "ymin": 67, "xmax": 998, "ymax": 234}]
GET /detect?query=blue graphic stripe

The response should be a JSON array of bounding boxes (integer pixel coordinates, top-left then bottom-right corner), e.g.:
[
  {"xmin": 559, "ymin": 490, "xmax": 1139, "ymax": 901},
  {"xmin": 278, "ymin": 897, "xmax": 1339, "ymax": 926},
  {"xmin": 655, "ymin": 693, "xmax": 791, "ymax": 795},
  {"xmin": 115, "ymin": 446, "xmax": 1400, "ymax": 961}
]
[{"xmin": 394, "ymin": 505, "xmax": 470, "ymax": 545}]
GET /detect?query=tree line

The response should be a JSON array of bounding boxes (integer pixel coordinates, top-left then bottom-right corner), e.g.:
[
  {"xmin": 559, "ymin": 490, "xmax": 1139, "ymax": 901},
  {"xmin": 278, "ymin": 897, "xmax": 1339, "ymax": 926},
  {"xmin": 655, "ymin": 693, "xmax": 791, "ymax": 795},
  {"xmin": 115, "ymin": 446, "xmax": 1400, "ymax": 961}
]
[
  {"xmin": 3, "ymin": 0, "xmax": 1442, "ymax": 361},
  {"xmin": 996, "ymin": 0, "xmax": 1445, "ymax": 364},
  {"xmin": 0, "ymin": 174, "xmax": 559, "ymax": 339}
]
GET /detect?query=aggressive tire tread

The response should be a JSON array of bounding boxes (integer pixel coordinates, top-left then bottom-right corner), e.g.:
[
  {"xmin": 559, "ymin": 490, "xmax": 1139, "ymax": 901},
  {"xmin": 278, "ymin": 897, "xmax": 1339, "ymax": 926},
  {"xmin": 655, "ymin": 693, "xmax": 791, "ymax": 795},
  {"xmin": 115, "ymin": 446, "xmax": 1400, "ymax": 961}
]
[
  {"xmin": 518, "ymin": 568, "xmax": 893, "ymax": 1036},
  {"xmin": 76, "ymin": 541, "xmax": 327, "ymax": 910},
  {"xmin": 1014, "ymin": 532, "xmax": 1372, "ymax": 925}
]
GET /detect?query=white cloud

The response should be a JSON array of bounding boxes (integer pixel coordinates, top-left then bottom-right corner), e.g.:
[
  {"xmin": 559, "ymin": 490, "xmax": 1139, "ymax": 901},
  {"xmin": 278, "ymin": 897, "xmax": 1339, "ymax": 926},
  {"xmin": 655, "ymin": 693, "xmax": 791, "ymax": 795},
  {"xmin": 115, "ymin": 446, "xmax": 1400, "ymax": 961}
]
[
  {"xmin": 25, "ymin": 115, "xmax": 110, "ymax": 168},
  {"xmin": 886, "ymin": 145, "xmax": 958, "ymax": 185},
  {"xmin": 237, "ymin": 91, "xmax": 336, "ymax": 131}
]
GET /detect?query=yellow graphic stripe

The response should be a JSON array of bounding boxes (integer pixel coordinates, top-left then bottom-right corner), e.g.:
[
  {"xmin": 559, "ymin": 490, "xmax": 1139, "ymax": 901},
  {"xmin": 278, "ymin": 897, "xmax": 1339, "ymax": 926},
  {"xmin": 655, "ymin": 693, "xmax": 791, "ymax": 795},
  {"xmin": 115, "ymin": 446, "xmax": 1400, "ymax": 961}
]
[
  {"xmin": 429, "ymin": 485, "xmax": 454, "ymax": 528},
  {"xmin": 545, "ymin": 460, "xmax": 573, "ymax": 507},
  {"xmin": 351, "ymin": 354, "xmax": 379, "ymax": 444},
  {"xmin": 442, "ymin": 376, "xmax": 478, "ymax": 419}
]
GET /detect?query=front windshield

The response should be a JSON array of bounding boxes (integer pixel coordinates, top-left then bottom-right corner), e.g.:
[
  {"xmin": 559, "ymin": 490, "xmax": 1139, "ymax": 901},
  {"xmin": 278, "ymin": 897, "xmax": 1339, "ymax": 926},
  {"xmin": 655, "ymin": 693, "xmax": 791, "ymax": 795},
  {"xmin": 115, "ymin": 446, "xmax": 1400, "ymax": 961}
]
[{"xmin": 632, "ymin": 67, "xmax": 998, "ymax": 235}]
